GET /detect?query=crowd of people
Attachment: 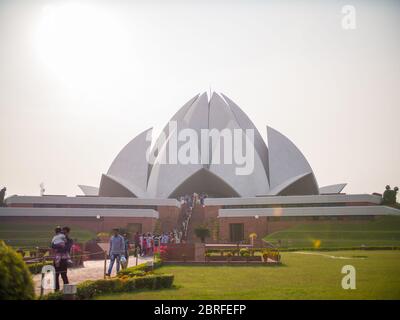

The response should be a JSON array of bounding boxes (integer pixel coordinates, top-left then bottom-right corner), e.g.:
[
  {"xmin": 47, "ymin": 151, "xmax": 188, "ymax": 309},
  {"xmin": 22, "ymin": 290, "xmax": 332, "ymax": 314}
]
[
  {"xmin": 178, "ymin": 192, "xmax": 208, "ymax": 209},
  {"xmin": 49, "ymin": 192, "xmax": 209, "ymax": 286},
  {"xmin": 133, "ymin": 230, "xmax": 182, "ymax": 256},
  {"xmin": 106, "ymin": 228, "xmax": 185, "ymax": 275}
]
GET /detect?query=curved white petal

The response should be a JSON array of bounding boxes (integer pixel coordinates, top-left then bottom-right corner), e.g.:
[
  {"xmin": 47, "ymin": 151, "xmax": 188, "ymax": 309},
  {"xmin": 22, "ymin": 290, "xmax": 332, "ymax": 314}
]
[
  {"xmin": 78, "ymin": 185, "xmax": 99, "ymax": 196},
  {"xmin": 319, "ymin": 183, "xmax": 347, "ymax": 194},
  {"xmin": 146, "ymin": 123, "xmax": 203, "ymax": 198},
  {"xmin": 104, "ymin": 127, "xmax": 153, "ymax": 196},
  {"xmin": 99, "ymin": 174, "xmax": 145, "ymax": 198},
  {"xmin": 221, "ymin": 93, "xmax": 270, "ymax": 181},
  {"xmin": 267, "ymin": 172, "xmax": 319, "ymax": 196},
  {"xmin": 267, "ymin": 126, "xmax": 319, "ymax": 194},
  {"xmin": 208, "ymin": 93, "xmax": 269, "ymax": 196},
  {"xmin": 149, "ymin": 93, "xmax": 199, "ymax": 160}
]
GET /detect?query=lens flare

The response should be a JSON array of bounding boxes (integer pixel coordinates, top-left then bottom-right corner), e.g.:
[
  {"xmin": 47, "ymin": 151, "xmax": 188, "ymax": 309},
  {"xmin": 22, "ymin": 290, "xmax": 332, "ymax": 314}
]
[
  {"xmin": 313, "ymin": 239, "xmax": 321, "ymax": 249},
  {"xmin": 273, "ymin": 207, "xmax": 283, "ymax": 216}
]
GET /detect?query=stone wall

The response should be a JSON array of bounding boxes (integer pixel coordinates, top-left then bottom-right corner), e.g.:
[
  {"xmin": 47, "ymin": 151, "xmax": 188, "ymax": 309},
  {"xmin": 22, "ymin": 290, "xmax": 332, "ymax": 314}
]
[
  {"xmin": 157, "ymin": 206, "xmax": 180, "ymax": 232},
  {"xmin": 0, "ymin": 216, "xmax": 157, "ymax": 234}
]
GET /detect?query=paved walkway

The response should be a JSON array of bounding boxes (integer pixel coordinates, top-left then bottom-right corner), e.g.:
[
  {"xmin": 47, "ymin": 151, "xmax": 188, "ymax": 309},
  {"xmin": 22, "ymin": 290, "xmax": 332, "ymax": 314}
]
[{"xmin": 33, "ymin": 255, "xmax": 152, "ymax": 296}]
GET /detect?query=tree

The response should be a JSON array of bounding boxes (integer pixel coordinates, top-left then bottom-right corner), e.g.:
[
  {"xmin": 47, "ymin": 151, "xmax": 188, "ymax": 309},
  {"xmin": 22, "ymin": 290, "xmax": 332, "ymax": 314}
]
[
  {"xmin": 0, "ymin": 187, "xmax": 6, "ymax": 207},
  {"xmin": 153, "ymin": 220, "xmax": 162, "ymax": 235},
  {"xmin": 383, "ymin": 185, "xmax": 398, "ymax": 205},
  {"xmin": 194, "ymin": 225, "xmax": 210, "ymax": 243},
  {"xmin": 0, "ymin": 241, "xmax": 35, "ymax": 300}
]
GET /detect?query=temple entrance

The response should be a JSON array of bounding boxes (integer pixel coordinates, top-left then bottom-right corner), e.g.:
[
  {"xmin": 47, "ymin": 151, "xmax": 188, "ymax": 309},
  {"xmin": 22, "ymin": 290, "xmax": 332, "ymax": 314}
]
[
  {"xmin": 229, "ymin": 223, "xmax": 244, "ymax": 243},
  {"xmin": 168, "ymin": 168, "xmax": 240, "ymax": 198}
]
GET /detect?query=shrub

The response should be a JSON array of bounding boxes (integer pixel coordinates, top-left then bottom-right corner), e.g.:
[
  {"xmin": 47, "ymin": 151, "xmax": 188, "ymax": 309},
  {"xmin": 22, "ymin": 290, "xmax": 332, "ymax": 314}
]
[
  {"xmin": 76, "ymin": 280, "xmax": 97, "ymax": 300},
  {"xmin": 118, "ymin": 263, "xmax": 149, "ymax": 277},
  {"xmin": 135, "ymin": 275, "xmax": 157, "ymax": 289},
  {"xmin": 28, "ymin": 261, "xmax": 53, "ymax": 275},
  {"xmin": 122, "ymin": 278, "xmax": 137, "ymax": 292},
  {"xmin": 117, "ymin": 256, "xmax": 163, "ymax": 277},
  {"xmin": 39, "ymin": 290, "xmax": 64, "ymax": 300},
  {"xmin": 0, "ymin": 241, "xmax": 35, "ymax": 300},
  {"xmin": 159, "ymin": 274, "xmax": 174, "ymax": 288},
  {"xmin": 262, "ymin": 250, "xmax": 281, "ymax": 262},
  {"xmin": 239, "ymin": 248, "xmax": 250, "ymax": 257}
]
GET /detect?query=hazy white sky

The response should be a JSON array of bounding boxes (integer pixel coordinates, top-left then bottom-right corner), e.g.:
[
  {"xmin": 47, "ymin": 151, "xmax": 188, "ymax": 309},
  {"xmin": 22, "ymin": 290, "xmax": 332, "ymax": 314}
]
[{"xmin": 0, "ymin": 0, "xmax": 399, "ymax": 197}]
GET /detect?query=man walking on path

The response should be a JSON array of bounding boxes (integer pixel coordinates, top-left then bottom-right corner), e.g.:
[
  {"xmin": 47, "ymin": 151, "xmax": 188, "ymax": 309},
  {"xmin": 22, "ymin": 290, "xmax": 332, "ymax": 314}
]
[{"xmin": 106, "ymin": 228, "xmax": 125, "ymax": 276}]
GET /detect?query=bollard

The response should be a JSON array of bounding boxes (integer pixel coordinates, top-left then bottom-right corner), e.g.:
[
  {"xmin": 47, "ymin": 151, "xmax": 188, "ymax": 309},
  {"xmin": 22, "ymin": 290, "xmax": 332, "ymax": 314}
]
[
  {"xmin": 40, "ymin": 256, "xmax": 49, "ymax": 297},
  {"xmin": 63, "ymin": 284, "xmax": 77, "ymax": 300}
]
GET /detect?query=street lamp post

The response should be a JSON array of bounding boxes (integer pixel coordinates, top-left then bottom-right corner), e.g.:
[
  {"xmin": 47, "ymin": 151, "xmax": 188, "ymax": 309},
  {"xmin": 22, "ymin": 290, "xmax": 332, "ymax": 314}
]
[{"xmin": 96, "ymin": 215, "xmax": 101, "ymax": 234}]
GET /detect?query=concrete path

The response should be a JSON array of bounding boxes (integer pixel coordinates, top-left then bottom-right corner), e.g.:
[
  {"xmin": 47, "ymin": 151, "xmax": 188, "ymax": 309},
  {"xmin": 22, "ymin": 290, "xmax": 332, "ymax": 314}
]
[
  {"xmin": 33, "ymin": 255, "xmax": 153, "ymax": 296},
  {"xmin": 291, "ymin": 251, "xmax": 367, "ymax": 260}
]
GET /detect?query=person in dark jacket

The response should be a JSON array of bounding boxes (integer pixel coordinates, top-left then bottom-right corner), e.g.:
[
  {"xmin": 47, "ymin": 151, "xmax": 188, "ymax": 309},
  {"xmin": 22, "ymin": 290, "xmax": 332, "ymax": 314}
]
[{"xmin": 52, "ymin": 226, "xmax": 73, "ymax": 291}]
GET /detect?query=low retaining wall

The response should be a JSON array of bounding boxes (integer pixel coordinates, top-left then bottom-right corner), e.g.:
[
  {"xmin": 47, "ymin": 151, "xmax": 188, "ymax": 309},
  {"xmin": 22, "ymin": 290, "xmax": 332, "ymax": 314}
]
[{"xmin": 162, "ymin": 243, "xmax": 205, "ymax": 262}]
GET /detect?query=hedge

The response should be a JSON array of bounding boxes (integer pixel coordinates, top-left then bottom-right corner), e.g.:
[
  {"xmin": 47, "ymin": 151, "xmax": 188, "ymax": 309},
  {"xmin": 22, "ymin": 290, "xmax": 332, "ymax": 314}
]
[
  {"xmin": 40, "ymin": 274, "xmax": 174, "ymax": 300},
  {"xmin": 27, "ymin": 261, "xmax": 53, "ymax": 275},
  {"xmin": 40, "ymin": 257, "xmax": 171, "ymax": 300},
  {"xmin": 117, "ymin": 256, "xmax": 163, "ymax": 277}
]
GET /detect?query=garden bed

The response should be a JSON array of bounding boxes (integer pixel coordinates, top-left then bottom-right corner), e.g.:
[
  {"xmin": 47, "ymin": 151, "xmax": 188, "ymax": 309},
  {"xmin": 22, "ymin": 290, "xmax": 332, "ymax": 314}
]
[
  {"xmin": 40, "ymin": 256, "xmax": 172, "ymax": 300},
  {"xmin": 206, "ymin": 255, "xmax": 261, "ymax": 262}
]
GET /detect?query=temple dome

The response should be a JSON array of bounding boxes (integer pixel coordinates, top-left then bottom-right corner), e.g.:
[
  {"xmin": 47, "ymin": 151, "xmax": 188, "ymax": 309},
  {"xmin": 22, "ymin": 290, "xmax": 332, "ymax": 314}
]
[{"xmin": 81, "ymin": 92, "xmax": 329, "ymax": 198}]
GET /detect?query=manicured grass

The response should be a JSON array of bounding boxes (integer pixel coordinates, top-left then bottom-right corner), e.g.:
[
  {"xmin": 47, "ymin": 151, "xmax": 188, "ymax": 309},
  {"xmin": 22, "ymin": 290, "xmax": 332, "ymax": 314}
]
[
  {"xmin": 264, "ymin": 216, "xmax": 400, "ymax": 249},
  {"xmin": 96, "ymin": 250, "xmax": 400, "ymax": 300},
  {"xmin": 0, "ymin": 223, "xmax": 96, "ymax": 248}
]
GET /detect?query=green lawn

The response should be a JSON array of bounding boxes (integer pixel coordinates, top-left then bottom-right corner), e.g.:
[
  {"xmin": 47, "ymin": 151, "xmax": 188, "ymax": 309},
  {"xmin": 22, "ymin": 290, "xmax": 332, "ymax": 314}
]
[
  {"xmin": 264, "ymin": 216, "xmax": 400, "ymax": 249},
  {"xmin": 96, "ymin": 250, "xmax": 400, "ymax": 300},
  {"xmin": 0, "ymin": 223, "xmax": 96, "ymax": 248}
]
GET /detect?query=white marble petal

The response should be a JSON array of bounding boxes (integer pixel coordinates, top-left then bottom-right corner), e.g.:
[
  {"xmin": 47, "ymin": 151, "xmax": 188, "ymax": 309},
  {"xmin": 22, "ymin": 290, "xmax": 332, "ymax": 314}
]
[
  {"xmin": 319, "ymin": 183, "xmax": 347, "ymax": 194},
  {"xmin": 209, "ymin": 93, "xmax": 269, "ymax": 196},
  {"xmin": 221, "ymin": 93, "xmax": 270, "ymax": 181},
  {"xmin": 267, "ymin": 126, "xmax": 319, "ymax": 194},
  {"xmin": 77, "ymin": 185, "xmax": 99, "ymax": 196},
  {"xmin": 105, "ymin": 127, "xmax": 153, "ymax": 196}
]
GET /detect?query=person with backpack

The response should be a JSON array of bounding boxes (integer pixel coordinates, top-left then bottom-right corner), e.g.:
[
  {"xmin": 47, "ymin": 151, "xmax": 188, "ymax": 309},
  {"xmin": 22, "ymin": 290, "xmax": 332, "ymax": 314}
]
[{"xmin": 106, "ymin": 228, "xmax": 125, "ymax": 276}]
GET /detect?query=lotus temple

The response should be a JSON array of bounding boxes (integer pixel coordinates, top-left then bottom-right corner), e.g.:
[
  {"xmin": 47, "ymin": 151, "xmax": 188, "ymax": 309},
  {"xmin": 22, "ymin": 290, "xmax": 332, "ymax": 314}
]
[{"xmin": 1, "ymin": 92, "xmax": 399, "ymax": 245}]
